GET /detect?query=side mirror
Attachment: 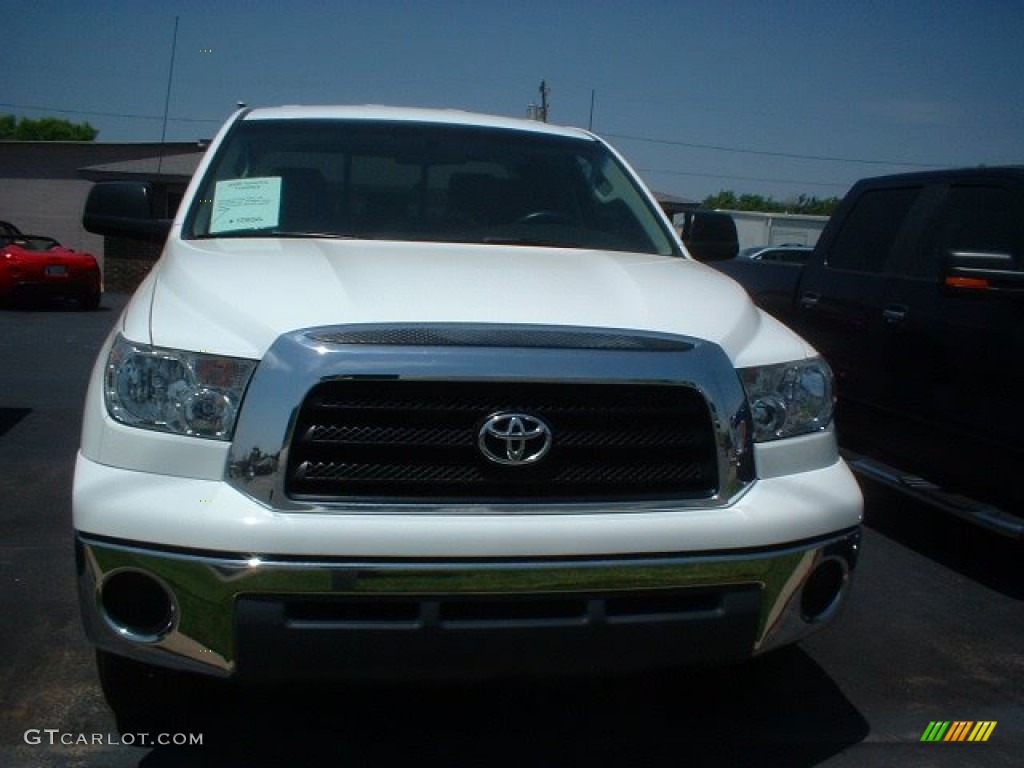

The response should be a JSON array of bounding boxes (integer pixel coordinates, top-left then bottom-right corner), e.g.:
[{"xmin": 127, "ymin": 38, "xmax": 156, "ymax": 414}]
[
  {"xmin": 678, "ymin": 210, "xmax": 739, "ymax": 262},
  {"xmin": 944, "ymin": 249, "xmax": 1024, "ymax": 295},
  {"xmin": 83, "ymin": 182, "xmax": 172, "ymax": 240}
]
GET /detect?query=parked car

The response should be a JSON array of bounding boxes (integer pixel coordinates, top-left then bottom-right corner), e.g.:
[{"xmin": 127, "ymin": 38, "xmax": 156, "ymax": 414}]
[
  {"xmin": 77, "ymin": 105, "xmax": 861, "ymax": 726},
  {"xmin": 0, "ymin": 220, "xmax": 101, "ymax": 309},
  {"xmin": 714, "ymin": 166, "xmax": 1024, "ymax": 538},
  {"xmin": 736, "ymin": 244, "xmax": 814, "ymax": 264}
]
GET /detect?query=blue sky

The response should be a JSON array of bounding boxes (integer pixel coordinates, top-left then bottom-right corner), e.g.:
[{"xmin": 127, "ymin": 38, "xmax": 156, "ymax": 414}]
[{"xmin": 3, "ymin": 0, "xmax": 1022, "ymax": 201}]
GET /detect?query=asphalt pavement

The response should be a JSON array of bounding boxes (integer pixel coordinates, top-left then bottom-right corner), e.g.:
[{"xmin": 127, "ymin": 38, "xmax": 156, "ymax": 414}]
[{"xmin": 0, "ymin": 292, "xmax": 1020, "ymax": 767}]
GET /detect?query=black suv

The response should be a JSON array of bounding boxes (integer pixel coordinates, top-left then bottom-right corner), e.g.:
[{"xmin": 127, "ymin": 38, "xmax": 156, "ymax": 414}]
[{"xmin": 716, "ymin": 166, "xmax": 1024, "ymax": 537}]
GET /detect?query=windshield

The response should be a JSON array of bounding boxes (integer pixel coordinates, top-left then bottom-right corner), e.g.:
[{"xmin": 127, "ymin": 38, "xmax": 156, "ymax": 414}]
[{"xmin": 185, "ymin": 119, "xmax": 680, "ymax": 256}]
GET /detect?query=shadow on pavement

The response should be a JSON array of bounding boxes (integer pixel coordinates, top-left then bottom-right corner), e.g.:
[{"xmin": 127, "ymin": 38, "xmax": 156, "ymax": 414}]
[
  {"xmin": 861, "ymin": 481, "xmax": 1022, "ymax": 600},
  {"xmin": 132, "ymin": 647, "xmax": 868, "ymax": 767},
  {"xmin": 0, "ymin": 297, "xmax": 110, "ymax": 313}
]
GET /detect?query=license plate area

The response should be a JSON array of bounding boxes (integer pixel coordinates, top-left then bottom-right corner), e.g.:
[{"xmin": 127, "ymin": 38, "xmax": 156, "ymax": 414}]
[{"xmin": 44, "ymin": 265, "xmax": 67, "ymax": 276}]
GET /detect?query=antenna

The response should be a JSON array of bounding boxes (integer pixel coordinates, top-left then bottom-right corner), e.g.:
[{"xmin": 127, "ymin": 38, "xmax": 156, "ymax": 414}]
[{"xmin": 157, "ymin": 15, "xmax": 179, "ymax": 174}]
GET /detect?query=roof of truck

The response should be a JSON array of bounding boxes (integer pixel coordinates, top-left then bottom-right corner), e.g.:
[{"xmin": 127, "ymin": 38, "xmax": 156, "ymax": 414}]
[
  {"xmin": 239, "ymin": 104, "xmax": 598, "ymax": 141},
  {"xmin": 858, "ymin": 165, "xmax": 1024, "ymax": 186}
]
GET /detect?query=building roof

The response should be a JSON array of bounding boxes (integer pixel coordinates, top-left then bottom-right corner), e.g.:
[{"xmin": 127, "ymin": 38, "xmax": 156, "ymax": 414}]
[
  {"xmin": 78, "ymin": 151, "xmax": 207, "ymax": 182},
  {"xmin": 652, "ymin": 191, "xmax": 700, "ymax": 215},
  {"xmin": 0, "ymin": 141, "xmax": 203, "ymax": 180}
]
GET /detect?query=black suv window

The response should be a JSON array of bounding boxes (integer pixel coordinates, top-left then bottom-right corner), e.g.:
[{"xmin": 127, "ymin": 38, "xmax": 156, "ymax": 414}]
[
  {"xmin": 826, "ymin": 187, "xmax": 921, "ymax": 273},
  {"xmin": 916, "ymin": 184, "xmax": 1024, "ymax": 278}
]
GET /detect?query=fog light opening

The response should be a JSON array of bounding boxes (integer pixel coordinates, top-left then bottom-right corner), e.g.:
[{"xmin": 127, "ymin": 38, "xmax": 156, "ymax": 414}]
[
  {"xmin": 100, "ymin": 569, "xmax": 177, "ymax": 642},
  {"xmin": 800, "ymin": 558, "xmax": 847, "ymax": 623}
]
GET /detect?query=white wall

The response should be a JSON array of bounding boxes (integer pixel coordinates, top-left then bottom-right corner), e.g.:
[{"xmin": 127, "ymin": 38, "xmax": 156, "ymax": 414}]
[
  {"xmin": 724, "ymin": 210, "xmax": 829, "ymax": 250},
  {"xmin": 0, "ymin": 178, "xmax": 104, "ymax": 259}
]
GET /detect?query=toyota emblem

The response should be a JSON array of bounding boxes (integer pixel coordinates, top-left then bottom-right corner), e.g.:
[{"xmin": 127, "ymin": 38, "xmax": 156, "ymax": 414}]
[{"xmin": 478, "ymin": 412, "xmax": 553, "ymax": 466}]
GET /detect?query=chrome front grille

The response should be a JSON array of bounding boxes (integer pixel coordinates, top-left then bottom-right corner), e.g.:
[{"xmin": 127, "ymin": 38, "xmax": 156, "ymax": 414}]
[
  {"xmin": 226, "ymin": 323, "xmax": 754, "ymax": 512},
  {"xmin": 285, "ymin": 380, "xmax": 718, "ymax": 502}
]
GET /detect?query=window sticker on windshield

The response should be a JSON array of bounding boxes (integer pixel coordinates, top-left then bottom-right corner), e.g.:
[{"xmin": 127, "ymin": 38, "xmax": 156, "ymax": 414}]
[{"xmin": 210, "ymin": 177, "xmax": 282, "ymax": 233}]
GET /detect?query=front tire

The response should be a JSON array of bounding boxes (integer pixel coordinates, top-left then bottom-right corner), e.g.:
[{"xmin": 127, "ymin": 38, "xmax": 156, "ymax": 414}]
[{"xmin": 79, "ymin": 290, "xmax": 101, "ymax": 311}]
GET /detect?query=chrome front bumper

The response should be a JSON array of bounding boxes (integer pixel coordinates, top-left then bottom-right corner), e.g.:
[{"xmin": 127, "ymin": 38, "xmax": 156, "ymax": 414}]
[{"xmin": 77, "ymin": 527, "xmax": 860, "ymax": 680}]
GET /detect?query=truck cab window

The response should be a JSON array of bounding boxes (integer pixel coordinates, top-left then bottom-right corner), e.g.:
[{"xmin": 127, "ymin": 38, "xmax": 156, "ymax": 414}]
[
  {"xmin": 918, "ymin": 185, "xmax": 1024, "ymax": 278},
  {"xmin": 826, "ymin": 187, "xmax": 921, "ymax": 274}
]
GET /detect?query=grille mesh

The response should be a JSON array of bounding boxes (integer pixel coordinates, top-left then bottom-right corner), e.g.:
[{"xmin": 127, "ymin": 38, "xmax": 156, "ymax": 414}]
[{"xmin": 286, "ymin": 380, "xmax": 718, "ymax": 502}]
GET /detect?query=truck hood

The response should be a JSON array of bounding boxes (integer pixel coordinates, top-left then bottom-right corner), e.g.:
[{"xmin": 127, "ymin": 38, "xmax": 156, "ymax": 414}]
[{"xmin": 129, "ymin": 238, "xmax": 809, "ymax": 367}]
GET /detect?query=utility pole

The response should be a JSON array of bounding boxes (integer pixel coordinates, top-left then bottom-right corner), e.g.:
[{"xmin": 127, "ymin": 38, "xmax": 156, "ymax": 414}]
[{"xmin": 528, "ymin": 80, "xmax": 550, "ymax": 122}]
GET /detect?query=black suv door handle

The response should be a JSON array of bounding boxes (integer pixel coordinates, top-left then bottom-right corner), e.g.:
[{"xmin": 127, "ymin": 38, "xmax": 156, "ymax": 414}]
[
  {"xmin": 882, "ymin": 305, "xmax": 908, "ymax": 325},
  {"xmin": 799, "ymin": 292, "xmax": 820, "ymax": 310}
]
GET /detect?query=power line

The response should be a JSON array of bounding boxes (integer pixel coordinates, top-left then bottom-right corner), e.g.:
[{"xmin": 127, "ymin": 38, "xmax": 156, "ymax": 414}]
[
  {"xmin": 0, "ymin": 102, "xmax": 221, "ymax": 124},
  {"xmin": 605, "ymin": 131, "xmax": 944, "ymax": 169},
  {"xmin": 3, "ymin": 100, "xmax": 943, "ymax": 171},
  {"xmin": 638, "ymin": 167, "xmax": 850, "ymax": 190}
]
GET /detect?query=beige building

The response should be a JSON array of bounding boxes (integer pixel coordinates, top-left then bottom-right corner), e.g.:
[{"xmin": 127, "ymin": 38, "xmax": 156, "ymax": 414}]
[{"xmin": 0, "ymin": 141, "xmax": 204, "ymax": 290}]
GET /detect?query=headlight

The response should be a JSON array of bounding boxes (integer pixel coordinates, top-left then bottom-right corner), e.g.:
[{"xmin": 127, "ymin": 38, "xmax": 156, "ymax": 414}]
[
  {"xmin": 740, "ymin": 357, "xmax": 834, "ymax": 442},
  {"xmin": 104, "ymin": 334, "xmax": 257, "ymax": 440}
]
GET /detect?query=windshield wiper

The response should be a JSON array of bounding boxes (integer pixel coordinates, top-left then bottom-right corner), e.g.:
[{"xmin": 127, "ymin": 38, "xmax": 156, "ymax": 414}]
[
  {"xmin": 481, "ymin": 236, "xmax": 576, "ymax": 248},
  {"xmin": 194, "ymin": 230, "xmax": 362, "ymax": 240}
]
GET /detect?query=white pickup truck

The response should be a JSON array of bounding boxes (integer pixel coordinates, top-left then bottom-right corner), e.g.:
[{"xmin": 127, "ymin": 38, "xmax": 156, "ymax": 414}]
[{"xmin": 77, "ymin": 106, "xmax": 862, "ymax": 720}]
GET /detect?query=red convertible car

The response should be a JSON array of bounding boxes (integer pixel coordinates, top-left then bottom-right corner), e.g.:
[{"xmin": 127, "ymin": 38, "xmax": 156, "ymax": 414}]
[{"xmin": 1, "ymin": 221, "xmax": 101, "ymax": 309}]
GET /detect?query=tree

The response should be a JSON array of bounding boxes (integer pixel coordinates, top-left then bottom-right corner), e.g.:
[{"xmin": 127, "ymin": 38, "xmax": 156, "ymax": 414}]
[
  {"xmin": 703, "ymin": 189, "xmax": 840, "ymax": 216},
  {"xmin": 0, "ymin": 114, "xmax": 99, "ymax": 141}
]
